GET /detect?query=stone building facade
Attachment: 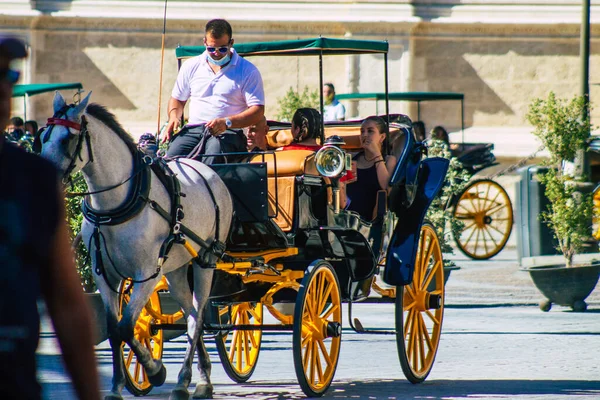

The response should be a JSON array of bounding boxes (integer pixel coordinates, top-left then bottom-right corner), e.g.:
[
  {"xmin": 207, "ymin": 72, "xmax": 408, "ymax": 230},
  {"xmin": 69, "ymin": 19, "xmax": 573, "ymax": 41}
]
[{"xmin": 2, "ymin": 0, "xmax": 599, "ymax": 156}]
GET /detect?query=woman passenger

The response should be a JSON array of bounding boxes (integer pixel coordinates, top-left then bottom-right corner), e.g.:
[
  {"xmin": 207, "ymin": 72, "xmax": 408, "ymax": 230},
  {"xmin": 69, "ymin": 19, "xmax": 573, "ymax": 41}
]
[
  {"xmin": 283, "ymin": 107, "xmax": 321, "ymax": 150},
  {"xmin": 430, "ymin": 125, "xmax": 450, "ymax": 146},
  {"xmin": 345, "ymin": 116, "xmax": 397, "ymax": 220}
]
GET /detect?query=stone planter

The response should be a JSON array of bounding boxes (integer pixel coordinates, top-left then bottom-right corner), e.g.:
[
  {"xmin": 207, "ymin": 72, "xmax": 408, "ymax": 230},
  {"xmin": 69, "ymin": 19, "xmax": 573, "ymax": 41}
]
[{"xmin": 521, "ymin": 254, "xmax": 600, "ymax": 312}]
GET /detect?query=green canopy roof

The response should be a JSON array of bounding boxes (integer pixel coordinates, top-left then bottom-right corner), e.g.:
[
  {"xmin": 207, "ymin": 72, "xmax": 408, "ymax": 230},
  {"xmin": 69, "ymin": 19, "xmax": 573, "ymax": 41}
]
[
  {"xmin": 12, "ymin": 82, "xmax": 83, "ymax": 98},
  {"xmin": 176, "ymin": 37, "xmax": 388, "ymax": 59},
  {"xmin": 336, "ymin": 92, "xmax": 464, "ymax": 102}
]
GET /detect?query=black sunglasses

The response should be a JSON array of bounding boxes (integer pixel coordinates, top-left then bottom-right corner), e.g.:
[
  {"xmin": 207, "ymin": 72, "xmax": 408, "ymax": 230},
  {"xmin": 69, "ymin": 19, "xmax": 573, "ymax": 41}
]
[{"xmin": 206, "ymin": 40, "xmax": 232, "ymax": 54}]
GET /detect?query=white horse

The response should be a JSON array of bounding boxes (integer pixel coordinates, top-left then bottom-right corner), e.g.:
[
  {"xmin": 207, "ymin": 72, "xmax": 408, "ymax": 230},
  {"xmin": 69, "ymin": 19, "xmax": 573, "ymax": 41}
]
[{"xmin": 40, "ymin": 91, "xmax": 233, "ymax": 400}]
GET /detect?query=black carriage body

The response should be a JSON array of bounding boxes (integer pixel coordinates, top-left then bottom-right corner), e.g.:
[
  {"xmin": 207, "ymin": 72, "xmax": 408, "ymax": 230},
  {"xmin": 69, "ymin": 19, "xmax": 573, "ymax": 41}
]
[
  {"xmin": 212, "ymin": 154, "xmax": 376, "ymax": 300},
  {"xmin": 211, "ymin": 119, "xmax": 449, "ymax": 298}
]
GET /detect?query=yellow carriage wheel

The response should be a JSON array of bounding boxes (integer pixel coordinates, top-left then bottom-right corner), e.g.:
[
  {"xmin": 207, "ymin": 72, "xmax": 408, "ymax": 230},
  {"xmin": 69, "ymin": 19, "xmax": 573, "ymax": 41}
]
[
  {"xmin": 453, "ymin": 179, "xmax": 513, "ymax": 260},
  {"xmin": 592, "ymin": 185, "xmax": 600, "ymax": 240},
  {"xmin": 396, "ymin": 223, "xmax": 444, "ymax": 383},
  {"xmin": 216, "ymin": 302, "xmax": 263, "ymax": 382},
  {"xmin": 292, "ymin": 261, "xmax": 342, "ymax": 397},
  {"xmin": 118, "ymin": 277, "xmax": 167, "ymax": 396}
]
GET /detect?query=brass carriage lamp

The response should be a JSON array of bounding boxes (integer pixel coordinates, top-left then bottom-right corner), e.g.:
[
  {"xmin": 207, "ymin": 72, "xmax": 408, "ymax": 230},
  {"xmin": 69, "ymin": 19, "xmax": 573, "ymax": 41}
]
[{"xmin": 315, "ymin": 135, "xmax": 352, "ymax": 213}]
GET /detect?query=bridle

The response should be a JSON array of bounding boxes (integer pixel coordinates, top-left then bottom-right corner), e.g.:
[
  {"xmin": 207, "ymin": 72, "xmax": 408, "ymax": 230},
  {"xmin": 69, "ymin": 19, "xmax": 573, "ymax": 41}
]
[{"xmin": 44, "ymin": 104, "xmax": 94, "ymax": 185}]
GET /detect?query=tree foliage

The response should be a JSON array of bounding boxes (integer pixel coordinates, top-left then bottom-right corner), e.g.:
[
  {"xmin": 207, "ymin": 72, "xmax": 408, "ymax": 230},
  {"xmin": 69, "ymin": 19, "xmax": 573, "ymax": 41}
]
[
  {"xmin": 64, "ymin": 173, "xmax": 95, "ymax": 292},
  {"xmin": 276, "ymin": 86, "xmax": 320, "ymax": 121},
  {"xmin": 526, "ymin": 92, "xmax": 593, "ymax": 267}
]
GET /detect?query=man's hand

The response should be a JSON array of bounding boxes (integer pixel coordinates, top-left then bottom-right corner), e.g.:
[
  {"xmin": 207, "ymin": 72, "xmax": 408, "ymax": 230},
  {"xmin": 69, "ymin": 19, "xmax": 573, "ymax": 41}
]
[
  {"xmin": 206, "ymin": 117, "xmax": 228, "ymax": 136},
  {"xmin": 162, "ymin": 117, "xmax": 180, "ymax": 144}
]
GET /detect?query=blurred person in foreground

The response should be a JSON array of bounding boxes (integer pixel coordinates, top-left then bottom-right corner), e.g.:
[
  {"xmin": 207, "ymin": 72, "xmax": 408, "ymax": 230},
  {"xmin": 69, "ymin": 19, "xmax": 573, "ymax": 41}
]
[{"xmin": 0, "ymin": 35, "xmax": 100, "ymax": 400}]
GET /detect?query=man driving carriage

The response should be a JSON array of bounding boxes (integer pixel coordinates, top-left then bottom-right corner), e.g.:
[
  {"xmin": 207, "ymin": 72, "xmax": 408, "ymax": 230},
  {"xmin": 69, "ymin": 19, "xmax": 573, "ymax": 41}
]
[{"xmin": 163, "ymin": 18, "xmax": 265, "ymax": 164}]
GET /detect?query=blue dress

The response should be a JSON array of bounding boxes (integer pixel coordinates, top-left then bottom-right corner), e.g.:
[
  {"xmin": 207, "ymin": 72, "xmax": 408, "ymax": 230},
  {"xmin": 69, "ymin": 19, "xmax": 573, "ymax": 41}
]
[{"xmin": 345, "ymin": 155, "xmax": 382, "ymax": 220}]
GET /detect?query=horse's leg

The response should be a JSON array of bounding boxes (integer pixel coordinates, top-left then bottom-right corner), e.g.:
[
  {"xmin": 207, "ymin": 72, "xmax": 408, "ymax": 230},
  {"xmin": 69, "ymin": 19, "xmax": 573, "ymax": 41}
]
[
  {"xmin": 97, "ymin": 278, "xmax": 127, "ymax": 400},
  {"xmin": 170, "ymin": 261, "xmax": 214, "ymax": 400},
  {"xmin": 192, "ymin": 263, "xmax": 215, "ymax": 399},
  {"xmin": 165, "ymin": 265, "xmax": 194, "ymax": 320},
  {"xmin": 118, "ymin": 277, "xmax": 167, "ymax": 385}
]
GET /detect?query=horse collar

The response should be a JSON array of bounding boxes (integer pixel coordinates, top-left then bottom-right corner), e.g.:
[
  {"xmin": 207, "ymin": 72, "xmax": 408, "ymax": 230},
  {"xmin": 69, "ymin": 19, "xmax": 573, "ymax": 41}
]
[{"xmin": 82, "ymin": 151, "xmax": 151, "ymax": 226}]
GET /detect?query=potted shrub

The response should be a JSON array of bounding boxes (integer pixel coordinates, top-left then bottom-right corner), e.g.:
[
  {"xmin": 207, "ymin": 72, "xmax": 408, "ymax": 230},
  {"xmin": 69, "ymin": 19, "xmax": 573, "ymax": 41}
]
[{"xmin": 524, "ymin": 92, "xmax": 600, "ymax": 312}]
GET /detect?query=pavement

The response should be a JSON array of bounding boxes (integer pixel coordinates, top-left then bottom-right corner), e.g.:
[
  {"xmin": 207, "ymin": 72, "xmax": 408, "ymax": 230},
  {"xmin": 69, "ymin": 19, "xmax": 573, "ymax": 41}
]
[
  {"xmin": 36, "ymin": 245, "xmax": 600, "ymax": 399},
  {"xmin": 444, "ymin": 247, "xmax": 600, "ymax": 309}
]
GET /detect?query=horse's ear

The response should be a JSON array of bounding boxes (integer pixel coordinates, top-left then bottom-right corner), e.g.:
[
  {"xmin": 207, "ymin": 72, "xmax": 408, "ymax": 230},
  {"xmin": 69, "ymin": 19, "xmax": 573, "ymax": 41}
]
[
  {"xmin": 74, "ymin": 91, "xmax": 92, "ymax": 116},
  {"xmin": 53, "ymin": 91, "xmax": 66, "ymax": 113}
]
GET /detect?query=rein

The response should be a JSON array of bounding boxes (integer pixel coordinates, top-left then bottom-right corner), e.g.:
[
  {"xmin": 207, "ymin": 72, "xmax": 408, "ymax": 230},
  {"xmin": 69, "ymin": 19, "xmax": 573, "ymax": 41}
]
[{"xmin": 65, "ymin": 156, "xmax": 152, "ymax": 198}]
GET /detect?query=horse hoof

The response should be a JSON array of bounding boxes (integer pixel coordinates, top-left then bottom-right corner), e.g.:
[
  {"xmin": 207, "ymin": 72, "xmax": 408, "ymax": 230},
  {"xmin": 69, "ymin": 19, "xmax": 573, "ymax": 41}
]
[
  {"xmin": 169, "ymin": 387, "xmax": 190, "ymax": 400},
  {"xmin": 148, "ymin": 361, "xmax": 167, "ymax": 387},
  {"xmin": 192, "ymin": 384, "xmax": 214, "ymax": 399},
  {"xmin": 104, "ymin": 394, "xmax": 123, "ymax": 400}
]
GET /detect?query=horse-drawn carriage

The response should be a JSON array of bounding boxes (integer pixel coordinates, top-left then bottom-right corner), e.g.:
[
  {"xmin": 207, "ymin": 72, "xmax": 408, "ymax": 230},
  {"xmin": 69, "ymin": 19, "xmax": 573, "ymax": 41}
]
[
  {"xmin": 337, "ymin": 91, "xmax": 514, "ymax": 260},
  {"xmin": 40, "ymin": 38, "xmax": 449, "ymax": 399}
]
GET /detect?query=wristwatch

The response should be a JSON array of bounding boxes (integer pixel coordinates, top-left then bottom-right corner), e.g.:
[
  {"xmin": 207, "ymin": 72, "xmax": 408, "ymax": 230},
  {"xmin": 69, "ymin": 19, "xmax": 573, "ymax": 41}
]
[{"xmin": 225, "ymin": 118, "xmax": 232, "ymax": 129}]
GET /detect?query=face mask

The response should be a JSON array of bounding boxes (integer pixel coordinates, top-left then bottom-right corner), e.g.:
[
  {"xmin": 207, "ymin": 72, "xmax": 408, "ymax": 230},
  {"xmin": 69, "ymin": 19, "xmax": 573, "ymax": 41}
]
[
  {"xmin": 324, "ymin": 93, "xmax": 334, "ymax": 105},
  {"xmin": 207, "ymin": 53, "xmax": 231, "ymax": 67}
]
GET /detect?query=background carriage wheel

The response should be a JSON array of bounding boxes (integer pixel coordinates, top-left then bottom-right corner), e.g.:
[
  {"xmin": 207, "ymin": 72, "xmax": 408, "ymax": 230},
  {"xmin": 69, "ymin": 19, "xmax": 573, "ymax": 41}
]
[
  {"xmin": 592, "ymin": 185, "xmax": 600, "ymax": 240},
  {"xmin": 215, "ymin": 302, "xmax": 263, "ymax": 382},
  {"xmin": 118, "ymin": 278, "xmax": 165, "ymax": 396},
  {"xmin": 292, "ymin": 261, "xmax": 342, "ymax": 397},
  {"xmin": 453, "ymin": 179, "xmax": 514, "ymax": 260},
  {"xmin": 396, "ymin": 223, "xmax": 444, "ymax": 383}
]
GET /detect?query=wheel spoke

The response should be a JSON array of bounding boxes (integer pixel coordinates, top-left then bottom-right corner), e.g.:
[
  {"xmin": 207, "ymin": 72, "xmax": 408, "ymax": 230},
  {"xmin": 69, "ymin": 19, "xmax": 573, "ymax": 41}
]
[
  {"xmin": 134, "ymin": 358, "xmax": 142, "ymax": 381},
  {"xmin": 417, "ymin": 314, "xmax": 426, "ymax": 370},
  {"xmin": 318, "ymin": 282, "xmax": 333, "ymax": 314},
  {"xmin": 425, "ymin": 309, "xmax": 441, "ymax": 325},
  {"xmin": 309, "ymin": 341, "xmax": 316, "ymax": 385},
  {"xmin": 317, "ymin": 339, "xmax": 332, "ymax": 367},
  {"xmin": 236, "ymin": 328, "xmax": 243, "ymax": 367},
  {"xmin": 485, "ymin": 202, "xmax": 507, "ymax": 215},
  {"xmin": 314, "ymin": 341, "xmax": 324, "ymax": 383},
  {"xmin": 418, "ymin": 312, "xmax": 433, "ymax": 353},
  {"xmin": 487, "ymin": 222, "xmax": 507, "ymax": 236},
  {"xmin": 463, "ymin": 223, "xmax": 478, "ymax": 245},
  {"xmin": 126, "ymin": 348, "xmax": 134, "ymax": 367},
  {"xmin": 421, "ymin": 259, "xmax": 442, "ymax": 291},
  {"xmin": 321, "ymin": 303, "xmax": 339, "ymax": 320},
  {"xmin": 229, "ymin": 330, "xmax": 238, "ymax": 360}
]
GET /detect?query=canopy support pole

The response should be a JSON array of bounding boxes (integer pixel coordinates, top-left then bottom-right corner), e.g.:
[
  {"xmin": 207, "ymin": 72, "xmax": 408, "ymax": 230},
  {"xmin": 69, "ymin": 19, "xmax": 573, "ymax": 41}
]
[
  {"xmin": 461, "ymin": 98, "xmax": 465, "ymax": 144},
  {"xmin": 23, "ymin": 94, "xmax": 27, "ymax": 122},
  {"xmin": 319, "ymin": 49, "xmax": 325, "ymax": 144},
  {"xmin": 384, "ymin": 51, "xmax": 389, "ymax": 156}
]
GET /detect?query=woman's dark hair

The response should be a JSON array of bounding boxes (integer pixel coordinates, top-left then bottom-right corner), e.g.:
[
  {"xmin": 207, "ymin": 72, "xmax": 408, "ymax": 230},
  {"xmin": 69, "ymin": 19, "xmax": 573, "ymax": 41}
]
[
  {"xmin": 25, "ymin": 120, "xmax": 38, "ymax": 135},
  {"xmin": 292, "ymin": 108, "xmax": 321, "ymax": 142},
  {"xmin": 362, "ymin": 115, "xmax": 389, "ymax": 153},
  {"xmin": 412, "ymin": 120, "xmax": 426, "ymax": 142},
  {"xmin": 430, "ymin": 125, "xmax": 449, "ymax": 145}
]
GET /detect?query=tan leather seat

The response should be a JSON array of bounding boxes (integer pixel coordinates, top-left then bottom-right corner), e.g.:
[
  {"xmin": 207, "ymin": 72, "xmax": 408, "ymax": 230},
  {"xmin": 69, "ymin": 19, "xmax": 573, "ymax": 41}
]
[
  {"xmin": 250, "ymin": 150, "xmax": 314, "ymax": 176},
  {"xmin": 250, "ymin": 150, "xmax": 316, "ymax": 231}
]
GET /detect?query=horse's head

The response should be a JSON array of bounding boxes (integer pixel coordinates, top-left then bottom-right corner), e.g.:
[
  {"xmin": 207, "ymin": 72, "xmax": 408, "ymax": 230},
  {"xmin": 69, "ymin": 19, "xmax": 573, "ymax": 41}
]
[{"xmin": 39, "ymin": 91, "xmax": 92, "ymax": 180}]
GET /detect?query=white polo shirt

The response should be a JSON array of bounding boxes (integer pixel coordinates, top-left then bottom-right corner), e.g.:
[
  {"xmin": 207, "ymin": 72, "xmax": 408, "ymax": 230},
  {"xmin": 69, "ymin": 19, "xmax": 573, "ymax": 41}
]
[{"xmin": 172, "ymin": 49, "xmax": 265, "ymax": 125}]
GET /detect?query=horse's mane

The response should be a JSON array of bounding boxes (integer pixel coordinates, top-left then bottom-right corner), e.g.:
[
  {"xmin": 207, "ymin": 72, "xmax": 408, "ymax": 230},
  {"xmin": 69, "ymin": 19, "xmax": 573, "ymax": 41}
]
[{"xmin": 85, "ymin": 103, "xmax": 138, "ymax": 155}]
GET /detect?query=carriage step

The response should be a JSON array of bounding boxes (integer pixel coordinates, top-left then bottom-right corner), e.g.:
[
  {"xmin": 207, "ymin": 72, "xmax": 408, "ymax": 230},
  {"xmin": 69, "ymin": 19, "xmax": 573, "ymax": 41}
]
[{"xmin": 351, "ymin": 318, "xmax": 396, "ymax": 335}]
